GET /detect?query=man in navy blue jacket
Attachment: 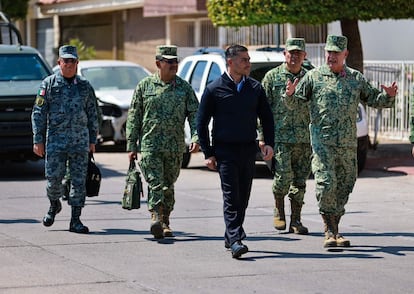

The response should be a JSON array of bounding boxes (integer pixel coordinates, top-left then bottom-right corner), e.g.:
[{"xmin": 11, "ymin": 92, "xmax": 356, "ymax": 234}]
[{"xmin": 197, "ymin": 44, "xmax": 274, "ymax": 258}]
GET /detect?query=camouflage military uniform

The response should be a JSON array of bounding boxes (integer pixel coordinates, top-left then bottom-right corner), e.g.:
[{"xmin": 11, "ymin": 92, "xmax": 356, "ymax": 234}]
[
  {"xmin": 126, "ymin": 72, "xmax": 199, "ymax": 213},
  {"xmin": 32, "ymin": 71, "xmax": 99, "ymax": 207},
  {"xmin": 262, "ymin": 63, "xmax": 311, "ymax": 205},
  {"xmin": 285, "ymin": 63, "xmax": 395, "ymax": 216}
]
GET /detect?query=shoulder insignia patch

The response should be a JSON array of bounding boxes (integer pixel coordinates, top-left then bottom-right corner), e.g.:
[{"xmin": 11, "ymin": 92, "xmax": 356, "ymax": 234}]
[
  {"xmin": 35, "ymin": 96, "xmax": 45, "ymax": 106},
  {"xmin": 35, "ymin": 88, "xmax": 46, "ymax": 106}
]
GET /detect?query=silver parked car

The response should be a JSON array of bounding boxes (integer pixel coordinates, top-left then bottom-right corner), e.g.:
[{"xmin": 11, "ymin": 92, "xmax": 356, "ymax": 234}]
[{"xmin": 55, "ymin": 60, "xmax": 151, "ymax": 144}]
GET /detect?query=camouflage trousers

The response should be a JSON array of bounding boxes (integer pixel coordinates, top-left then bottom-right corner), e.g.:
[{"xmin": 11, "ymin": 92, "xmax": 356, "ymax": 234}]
[
  {"xmin": 139, "ymin": 151, "xmax": 182, "ymax": 212},
  {"xmin": 45, "ymin": 151, "xmax": 89, "ymax": 207},
  {"xmin": 272, "ymin": 142, "xmax": 312, "ymax": 204},
  {"xmin": 312, "ymin": 144, "xmax": 357, "ymax": 216}
]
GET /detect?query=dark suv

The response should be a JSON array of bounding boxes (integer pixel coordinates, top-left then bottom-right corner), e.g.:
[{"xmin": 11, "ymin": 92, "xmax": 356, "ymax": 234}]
[{"xmin": 0, "ymin": 12, "xmax": 53, "ymax": 161}]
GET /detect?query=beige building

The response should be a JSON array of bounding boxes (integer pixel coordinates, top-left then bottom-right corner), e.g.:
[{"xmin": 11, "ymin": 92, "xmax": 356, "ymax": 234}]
[{"xmin": 23, "ymin": 0, "xmax": 326, "ymax": 71}]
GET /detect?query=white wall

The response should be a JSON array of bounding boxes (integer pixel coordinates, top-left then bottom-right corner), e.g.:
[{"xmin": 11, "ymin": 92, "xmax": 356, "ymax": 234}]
[{"xmin": 329, "ymin": 19, "xmax": 414, "ymax": 61}]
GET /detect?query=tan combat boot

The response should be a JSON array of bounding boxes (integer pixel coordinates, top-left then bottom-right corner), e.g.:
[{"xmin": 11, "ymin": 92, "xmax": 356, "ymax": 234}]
[
  {"xmin": 162, "ymin": 210, "xmax": 173, "ymax": 237},
  {"xmin": 289, "ymin": 200, "xmax": 308, "ymax": 235},
  {"xmin": 273, "ymin": 198, "xmax": 286, "ymax": 230},
  {"xmin": 322, "ymin": 214, "xmax": 337, "ymax": 248},
  {"xmin": 335, "ymin": 215, "xmax": 351, "ymax": 247},
  {"xmin": 150, "ymin": 206, "xmax": 163, "ymax": 239}
]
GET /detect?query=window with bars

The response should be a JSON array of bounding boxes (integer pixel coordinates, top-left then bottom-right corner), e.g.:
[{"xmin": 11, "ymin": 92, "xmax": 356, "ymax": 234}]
[{"xmin": 170, "ymin": 18, "xmax": 326, "ymax": 52}]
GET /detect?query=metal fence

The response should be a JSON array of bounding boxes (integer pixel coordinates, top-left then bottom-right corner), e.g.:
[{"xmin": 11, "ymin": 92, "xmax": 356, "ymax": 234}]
[{"xmin": 363, "ymin": 61, "xmax": 413, "ymax": 142}]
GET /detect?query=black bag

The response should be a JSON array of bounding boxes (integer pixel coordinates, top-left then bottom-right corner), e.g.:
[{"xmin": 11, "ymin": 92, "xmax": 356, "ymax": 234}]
[
  {"xmin": 86, "ymin": 153, "xmax": 101, "ymax": 197},
  {"xmin": 122, "ymin": 160, "xmax": 143, "ymax": 210}
]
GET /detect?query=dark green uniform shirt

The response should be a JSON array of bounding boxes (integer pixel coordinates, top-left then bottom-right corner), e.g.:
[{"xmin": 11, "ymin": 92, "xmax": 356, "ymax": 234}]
[
  {"xmin": 285, "ymin": 64, "xmax": 395, "ymax": 148},
  {"xmin": 126, "ymin": 73, "xmax": 199, "ymax": 153},
  {"xmin": 262, "ymin": 63, "xmax": 310, "ymax": 144}
]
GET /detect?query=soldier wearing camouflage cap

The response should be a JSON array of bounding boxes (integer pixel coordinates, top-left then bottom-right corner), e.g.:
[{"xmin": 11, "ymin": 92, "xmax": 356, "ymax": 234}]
[
  {"xmin": 32, "ymin": 45, "xmax": 99, "ymax": 234},
  {"xmin": 261, "ymin": 37, "xmax": 311, "ymax": 236},
  {"xmin": 285, "ymin": 34, "xmax": 398, "ymax": 248},
  {"xmin": 126, "ymin": 45, "xmax": 200, "ymax": 239}
]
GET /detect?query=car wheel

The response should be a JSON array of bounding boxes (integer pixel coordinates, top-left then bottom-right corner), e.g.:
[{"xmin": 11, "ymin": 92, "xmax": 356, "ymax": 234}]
[
  {"xmin": 181, "ymin": 146, "xmax": 191, "ymax": 168},
  {"xmin": 357, "ymin": 135, "xmax": 369, "ymax": 173}
]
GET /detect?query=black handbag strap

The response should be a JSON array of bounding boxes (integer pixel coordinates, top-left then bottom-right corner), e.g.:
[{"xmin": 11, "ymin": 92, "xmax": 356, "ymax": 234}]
[
  {"xmin": 129, "ymin": 160, "xmax": 136, "ymax": 171},
  {"xmin": 89, "ymin": 152, "xmax": 95, "ymax": 162}
]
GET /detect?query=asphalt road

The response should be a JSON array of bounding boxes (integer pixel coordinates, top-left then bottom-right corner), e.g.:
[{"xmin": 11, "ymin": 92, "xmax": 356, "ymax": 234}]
[{"xmin": 0, "ymin": 140, "xmax": 413, "ymax": 294}]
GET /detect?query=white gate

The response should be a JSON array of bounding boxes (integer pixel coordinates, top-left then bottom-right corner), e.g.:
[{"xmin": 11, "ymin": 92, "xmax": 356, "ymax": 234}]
[{"xmin": 364, "ymin": 61, "xmax": 414, "ymax": 142}]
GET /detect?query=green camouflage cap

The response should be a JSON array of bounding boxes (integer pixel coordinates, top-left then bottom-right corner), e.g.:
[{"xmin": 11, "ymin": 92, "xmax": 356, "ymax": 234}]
[
  {"xmin": 324, "ymin": 35, "xmax": 348, "ymax": 52},
  {"xmin": 59, "ymin": 45, "xmax": 78, "ymax": 59},
  {"xmin": 285, "ymin": 38, "xmax": 306, "ymax": 51},
  {"xmin": 156, "ymin": 45, "xmax": 178, "ymax": 59}
]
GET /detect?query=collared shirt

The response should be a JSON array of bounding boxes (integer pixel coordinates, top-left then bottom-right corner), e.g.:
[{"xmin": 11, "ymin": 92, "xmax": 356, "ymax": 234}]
[{"xmin": 225, "ymin": 72, "xmax": 245, "ymax": 92}]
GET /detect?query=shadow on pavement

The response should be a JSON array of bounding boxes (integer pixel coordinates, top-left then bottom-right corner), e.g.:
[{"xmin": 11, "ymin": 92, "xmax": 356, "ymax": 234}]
[
  {"xmin": 362, "ymin": 142, "xmax": 414, "ymax": 177},
  {"xmin": 0, "ymin": 218, "xmax": 40, "ymax": 224}
]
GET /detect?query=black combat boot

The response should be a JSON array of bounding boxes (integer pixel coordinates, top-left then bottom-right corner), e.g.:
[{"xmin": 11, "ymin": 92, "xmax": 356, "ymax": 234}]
[
  {"xmin": 43, "ymin": 199, "xmax": 62, "ymax": 227},
  {"xmin": 69, "ymin": 206, "xmax": 89, "ymax": 234}
]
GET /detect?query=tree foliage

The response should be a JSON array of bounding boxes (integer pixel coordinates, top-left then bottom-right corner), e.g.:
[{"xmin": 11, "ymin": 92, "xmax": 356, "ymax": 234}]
[
  {"xmin": 68, "ymin": 38, "xmax": 96, "ymax": 60},
  {"xmin": 1, "ymin": 0, "xmax": 30, "ymax": 20},
  {"xmin": 207, "ymin": 0, "xmax": 414, "ymax": 72},
  {"xmin": 207, "ymin": 0, "xmax": 414, "ymax": 27}
]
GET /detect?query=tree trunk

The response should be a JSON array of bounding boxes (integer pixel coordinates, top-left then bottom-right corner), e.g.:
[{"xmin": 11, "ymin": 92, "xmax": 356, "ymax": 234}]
[{"xmin": 340, "ymin": 19, "xmax": 364, "ymax": 73}]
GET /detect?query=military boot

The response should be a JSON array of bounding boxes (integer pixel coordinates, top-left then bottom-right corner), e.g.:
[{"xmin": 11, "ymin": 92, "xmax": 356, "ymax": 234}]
[
  {"xmin": 150, "ymin": 206, "xmax": 163, "ymax": 239},
  {"xmin": 322, "ymin": 214, "xmax": 337, "ymax": 248},
  {"xmin": 69, "ymin": 206, "xmax": 89, "ymax": 234},
  {"xmin": 43, "ymin": 199, "xmax": 62, "ymax": 227},
  {"xmin": 273, "ymin": 198, "xmax": 286, "ymax": 230},
  {"xmin": 162, "ymin": 210, "xmax": 173, "ymax": 237},
  {"xmin": 288, "ymin": 200, "xmax": 309, "ymax": 235},
  {"xmin": 335, "ymin": 215, "xmax": 351, "ymax": 247}
]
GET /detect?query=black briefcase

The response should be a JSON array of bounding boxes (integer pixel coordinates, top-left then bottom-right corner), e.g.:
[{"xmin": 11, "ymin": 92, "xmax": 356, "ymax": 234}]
[{"xmin": 86, "ymin": 153, "xmax": 101, "ymax": 197}]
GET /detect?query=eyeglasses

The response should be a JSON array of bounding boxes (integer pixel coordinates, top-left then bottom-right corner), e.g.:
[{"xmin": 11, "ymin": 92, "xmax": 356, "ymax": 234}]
[
  {"xmin": 61, "ymin": 58, "xmax": 77, "ymax": 64},
  {"xmin": 160, "ymin": 58, "xmax": 178, "ymax": 64}
]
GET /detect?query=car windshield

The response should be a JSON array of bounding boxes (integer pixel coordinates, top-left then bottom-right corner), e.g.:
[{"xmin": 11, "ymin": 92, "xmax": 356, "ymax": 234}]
[
  {"xmin": 81, "ymin": 66, "xmax": 149, "ymax": 91},
  {"xmin": 0, "ymin": 54, "xmax": 51, "ymax": 81},
  {"xmin": 250, "ymin": 62, "xmax": 283, "ymax": 82}
]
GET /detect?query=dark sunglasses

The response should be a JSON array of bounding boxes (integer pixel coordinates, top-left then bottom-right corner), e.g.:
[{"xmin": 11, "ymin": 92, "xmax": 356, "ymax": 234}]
[
  {"xmin": 161, "ymin": 58, "xmax": 178, "ymax": 64},
  {"xmin": 62, "ymin": 58, "xmax": 77, "ymax": 64}
]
